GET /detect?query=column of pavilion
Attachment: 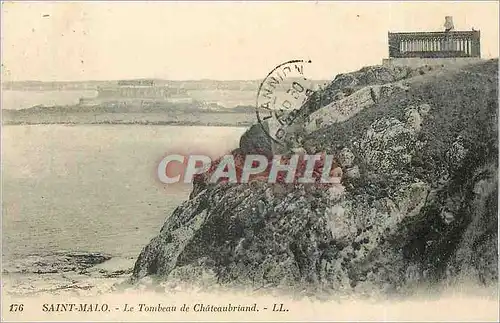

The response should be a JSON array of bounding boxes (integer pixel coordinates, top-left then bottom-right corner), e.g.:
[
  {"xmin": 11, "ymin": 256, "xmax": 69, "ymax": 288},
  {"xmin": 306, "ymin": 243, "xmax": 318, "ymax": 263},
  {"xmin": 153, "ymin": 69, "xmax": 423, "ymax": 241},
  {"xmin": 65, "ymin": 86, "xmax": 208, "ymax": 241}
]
[{"xmin": 398, "ymin": 34, "xmax": 474, "ymax": 55}]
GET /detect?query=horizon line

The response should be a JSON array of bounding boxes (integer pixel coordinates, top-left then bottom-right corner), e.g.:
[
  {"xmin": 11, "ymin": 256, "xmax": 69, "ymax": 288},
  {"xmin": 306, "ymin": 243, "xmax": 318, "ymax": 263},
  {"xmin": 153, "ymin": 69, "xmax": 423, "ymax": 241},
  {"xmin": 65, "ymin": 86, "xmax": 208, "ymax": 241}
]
[{"xmin": 1, "ymin": 77, "xmax": 332, "ymax": 84}]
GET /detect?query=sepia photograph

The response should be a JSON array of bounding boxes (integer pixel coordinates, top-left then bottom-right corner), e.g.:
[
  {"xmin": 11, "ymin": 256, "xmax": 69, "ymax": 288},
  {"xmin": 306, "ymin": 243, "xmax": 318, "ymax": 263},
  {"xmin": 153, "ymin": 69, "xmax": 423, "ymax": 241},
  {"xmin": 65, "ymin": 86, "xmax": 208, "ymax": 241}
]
[{"xmin": 1, "ymin": 1, "xmax": 499, "ymax": 321}]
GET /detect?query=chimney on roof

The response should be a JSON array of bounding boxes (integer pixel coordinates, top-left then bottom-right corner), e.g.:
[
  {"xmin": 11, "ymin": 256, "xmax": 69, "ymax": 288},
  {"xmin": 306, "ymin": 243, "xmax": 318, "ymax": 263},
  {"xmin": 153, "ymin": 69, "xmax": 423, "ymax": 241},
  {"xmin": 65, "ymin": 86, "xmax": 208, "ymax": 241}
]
[{"xmin": 444, "ymin": 16, "xmax": 454, "ymax": 32}]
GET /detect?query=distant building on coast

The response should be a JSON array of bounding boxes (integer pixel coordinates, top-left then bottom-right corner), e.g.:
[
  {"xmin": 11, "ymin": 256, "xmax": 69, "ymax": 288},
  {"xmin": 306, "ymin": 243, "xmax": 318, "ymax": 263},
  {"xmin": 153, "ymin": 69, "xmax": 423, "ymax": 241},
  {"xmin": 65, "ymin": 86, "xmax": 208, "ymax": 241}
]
[
  {"xmin": 383, "ymin": 16, "xmax": 481, "ymax": 68},
  {"xmin": 96, "ymin": 79, "xmax": 184, "ymax": 100},
  {"xmin": 79, "ymin": 79, "xmax": 193, "ymax": 105}
]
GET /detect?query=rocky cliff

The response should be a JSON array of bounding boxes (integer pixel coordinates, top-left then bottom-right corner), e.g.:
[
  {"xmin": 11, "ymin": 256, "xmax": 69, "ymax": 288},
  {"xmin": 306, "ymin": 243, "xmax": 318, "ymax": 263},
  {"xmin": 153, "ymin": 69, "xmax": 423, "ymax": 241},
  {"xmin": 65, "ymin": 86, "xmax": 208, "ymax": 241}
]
[{"xmin": 131, "ymin": 60, "xmax": 498, "ymax": 297}]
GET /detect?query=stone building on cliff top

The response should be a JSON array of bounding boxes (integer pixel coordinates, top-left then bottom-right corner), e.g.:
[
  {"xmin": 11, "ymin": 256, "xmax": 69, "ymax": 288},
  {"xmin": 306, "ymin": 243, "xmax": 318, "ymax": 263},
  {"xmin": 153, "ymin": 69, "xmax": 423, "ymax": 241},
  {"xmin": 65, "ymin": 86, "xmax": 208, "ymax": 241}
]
[{"xmin": 383, "ymin": 16, "xmax": 482, "ymax": 68}]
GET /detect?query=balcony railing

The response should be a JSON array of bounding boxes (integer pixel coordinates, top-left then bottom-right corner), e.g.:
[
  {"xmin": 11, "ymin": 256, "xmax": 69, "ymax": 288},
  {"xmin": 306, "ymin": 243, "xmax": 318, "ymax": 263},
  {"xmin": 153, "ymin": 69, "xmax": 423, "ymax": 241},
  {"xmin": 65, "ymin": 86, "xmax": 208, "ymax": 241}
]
[{"xmin": 388, "ymin": 30, "xmax": 480, "ymax": 58}]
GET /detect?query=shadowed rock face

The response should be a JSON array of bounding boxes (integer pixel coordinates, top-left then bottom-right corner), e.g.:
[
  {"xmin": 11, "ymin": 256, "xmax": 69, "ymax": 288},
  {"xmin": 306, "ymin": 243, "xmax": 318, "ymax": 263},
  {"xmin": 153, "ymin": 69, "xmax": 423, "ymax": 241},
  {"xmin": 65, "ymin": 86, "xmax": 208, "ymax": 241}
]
[
  {"xmin": 132, "ymin": 60, "xmax": 498, "ymax": 296},
  {"xmin": 239, "ymin": 122, "xmax": 273, "ymax": 157}
]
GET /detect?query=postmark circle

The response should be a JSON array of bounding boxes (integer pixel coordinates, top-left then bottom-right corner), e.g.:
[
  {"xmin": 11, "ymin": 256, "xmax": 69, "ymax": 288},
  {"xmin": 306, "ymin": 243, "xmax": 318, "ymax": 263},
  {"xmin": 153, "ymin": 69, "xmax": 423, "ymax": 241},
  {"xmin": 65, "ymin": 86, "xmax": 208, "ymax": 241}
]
[{"xmin": 255, "ymin": 60, "xmax": 316, "ymax": 146}]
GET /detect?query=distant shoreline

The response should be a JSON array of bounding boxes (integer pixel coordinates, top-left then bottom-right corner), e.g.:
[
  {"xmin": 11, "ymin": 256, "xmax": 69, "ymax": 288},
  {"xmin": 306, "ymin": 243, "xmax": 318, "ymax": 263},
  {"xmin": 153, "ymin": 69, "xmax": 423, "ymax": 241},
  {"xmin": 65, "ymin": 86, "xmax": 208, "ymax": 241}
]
[
  {"xmin": 2, "ymin": 107, "xmax": 256, "ymax": 127},
  {"xmin": 2, "ymin": 121, "xmax": 252, "ymax": 127}
]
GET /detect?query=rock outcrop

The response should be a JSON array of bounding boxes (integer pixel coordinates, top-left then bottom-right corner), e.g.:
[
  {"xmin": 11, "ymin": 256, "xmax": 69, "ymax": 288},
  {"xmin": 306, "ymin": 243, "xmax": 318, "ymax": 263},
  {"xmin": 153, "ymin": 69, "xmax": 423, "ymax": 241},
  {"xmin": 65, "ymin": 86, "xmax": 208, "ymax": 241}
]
[
  {"xmin": 131, "ymin": 60, "xmax": 498, "ymax": 297},
  {"xmin": 3, "ymin": 252, "xmax": 112, "ymax": 274}
]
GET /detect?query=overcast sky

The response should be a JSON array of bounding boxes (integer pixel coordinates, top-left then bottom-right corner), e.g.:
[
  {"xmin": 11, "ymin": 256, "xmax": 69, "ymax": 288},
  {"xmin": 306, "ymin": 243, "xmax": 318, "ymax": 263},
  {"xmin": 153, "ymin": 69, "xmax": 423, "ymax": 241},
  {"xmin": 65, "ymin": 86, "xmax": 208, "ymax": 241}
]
[{"xmin": 2, "ymin": 1, "xmax": 498, "ymax": 81}]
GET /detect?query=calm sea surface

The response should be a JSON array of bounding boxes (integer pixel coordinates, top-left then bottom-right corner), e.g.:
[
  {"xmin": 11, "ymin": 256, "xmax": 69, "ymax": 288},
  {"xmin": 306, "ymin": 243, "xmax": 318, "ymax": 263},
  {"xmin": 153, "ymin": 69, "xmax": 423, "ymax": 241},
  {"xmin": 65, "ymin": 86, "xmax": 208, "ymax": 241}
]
[{"xmin": 2, "ymin": 125, "xmax": 246, "ymax": 262}]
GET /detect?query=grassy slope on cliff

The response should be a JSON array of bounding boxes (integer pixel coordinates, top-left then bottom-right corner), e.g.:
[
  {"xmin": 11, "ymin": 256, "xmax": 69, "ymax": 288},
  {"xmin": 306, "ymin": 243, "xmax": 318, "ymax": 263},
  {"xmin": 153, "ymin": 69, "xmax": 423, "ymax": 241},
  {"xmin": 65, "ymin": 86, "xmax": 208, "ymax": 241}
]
[
  {"xmin": 308, "ymin": 60, "xmax": 498, "ymax": 183},
  {"xmin": 306, "ymin": 59, "xmax": 498, "ymax": 286}
]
